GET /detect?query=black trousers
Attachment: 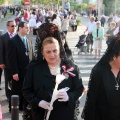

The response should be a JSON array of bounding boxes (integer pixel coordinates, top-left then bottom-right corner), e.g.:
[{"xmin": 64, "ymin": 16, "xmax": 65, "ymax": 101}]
[
  {"xmin": 101, "ymin": 22, "xmax": 105, "ymax": 27},
  {"xmin": 0, "ymin": 68, "xmax": 2, "ymax": 85},
  {"xmin": 86, "ymin": 34, "xmax": 93, "ymax": 53},
  {"xmin": 71, "ymin": 25, "xmax": 77, "ymax": 31},
  {"xmin": 63, "ymin": 30, "xmax": 68, "ymax": 35},
  {"xmin": 9, "ymin": 78, "xmax": 24, "ymax": 109},
  {"xmin": 4, "ymin": 68, "xmax": 11, "ymax": 99}
]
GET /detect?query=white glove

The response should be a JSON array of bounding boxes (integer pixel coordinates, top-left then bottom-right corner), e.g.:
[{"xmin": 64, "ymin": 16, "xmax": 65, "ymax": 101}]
[
  {"xmin": 38, "ymin": 100, "xmax": 52, "ymax": 110},
  {"xmin": 57, "ymin": 89, "xmax": 69, "ymax": 102}
]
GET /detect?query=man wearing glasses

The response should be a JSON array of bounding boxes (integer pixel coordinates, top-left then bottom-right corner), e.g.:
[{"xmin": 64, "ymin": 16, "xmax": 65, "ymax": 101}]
[
  {"xmin": 7, "ymin": 22, "xmax": 33, "ymax": 118},
  {"xmin": 0, "ymin": 20, "xmax": 16, "ymax": 102}
]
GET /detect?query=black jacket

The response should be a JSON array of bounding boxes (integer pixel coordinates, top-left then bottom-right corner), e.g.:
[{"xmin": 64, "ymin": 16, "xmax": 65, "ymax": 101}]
[
  {"xmin": 22, "ymin": 60, "xmax": 84, "ymax": 120},
  {"xmin": 7, "ymin": 34, "xmax": 30, "ymax": 77},
  {"xmin": 0, "ymin": 32, "xmax": 11, "ymax": 68},
  {"xmin": 82, "ymin": 63, "xmax": 120, "ymax": 120}
]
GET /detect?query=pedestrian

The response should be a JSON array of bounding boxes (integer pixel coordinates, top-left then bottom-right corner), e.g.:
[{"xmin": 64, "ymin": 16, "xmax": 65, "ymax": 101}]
[
  {"xmin": 65, "ymin": 0, "xmax": 70, "ymax": 11},
  {"xmin": 92, "ymin": 21, "xmax": 104, "ymax": 58},
  {"xmin": 7, "ymin": 22, "xmax": 33, "ymax": 118},
  {"xmin": 61, "ymin": 15, "xmax": 69, "ymax": 35},
  {"xmin": 70, "ymin": 16, "xmax": 77, "ymax": 32},
  {"xmin": 105, "ymin": 21, "xmax": 116, "ymax": 45},
  {"xmin": 0, "ymin": 20, "xmax": 16, "ymax": 101},
  {"xmin": 100, "ymin": 15, "xmax": 106, "ymax": 27},
  {"xmin": 82, "ymin": 34, "xmax": 120, "ymax": 120},
  {"xmin": 22, "ymin": 23, "xmax": 84, "ymax": 120},
  {"xmin": 84, "ymin": 16, "xmax": 96, "ymax": 53},
  {"xmin": 24, "ymin": 9, "xmax": 29, "ymax": 22},
  {"xmin": 29, "ymin": 11, "xmax": 37, "ymax": 32},
  {"xmin": 114, "ymin": 20, "xmax": 120, "ymax": 36}
]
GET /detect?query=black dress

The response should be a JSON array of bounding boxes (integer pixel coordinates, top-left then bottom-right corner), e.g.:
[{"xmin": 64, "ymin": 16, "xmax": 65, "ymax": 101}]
[
  {"xmin": 22, "ymin": 60, "xmax": 84, "ymax": 120},
  {"xmin": 82, "ymin": 63, "xmax": 120, "ymax": 120}
]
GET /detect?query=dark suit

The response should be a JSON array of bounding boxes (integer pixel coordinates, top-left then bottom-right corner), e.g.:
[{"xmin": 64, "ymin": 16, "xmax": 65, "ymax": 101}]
[
  {"xmin": 0, "ymin": 68, "xmax": 2, "ymax": 86},
  {"xmin": 7, "ymin": 34, "xmax": 33, "ymax": 110},
  {"xmin": 0, "ymin": 32, "xmax": 12, "ymax": 98}
]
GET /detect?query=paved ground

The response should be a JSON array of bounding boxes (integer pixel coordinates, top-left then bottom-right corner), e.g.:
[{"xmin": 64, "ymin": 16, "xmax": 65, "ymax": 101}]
[{"xmin": 0, "ymin": 13, "xmax": 107, "ymax": 120}]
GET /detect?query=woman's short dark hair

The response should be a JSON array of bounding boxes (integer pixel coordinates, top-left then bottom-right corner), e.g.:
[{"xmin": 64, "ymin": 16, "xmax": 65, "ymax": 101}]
[
  {"xmin": 32, "ymin": 11, "xmax": 35, "ymax": 15},
  {"xmin": 52, "ymin": 14, "xmax": 57, "ymax": 21},
  {"xmin": 64, "ymin": 15, "xmax": 67, "ymax": 19}
]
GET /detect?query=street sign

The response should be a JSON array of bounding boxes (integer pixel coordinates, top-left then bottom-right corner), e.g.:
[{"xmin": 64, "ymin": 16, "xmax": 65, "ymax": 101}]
[{"xmin": 24, "ymin": 0, "xmax": 30, "ymax": 6}]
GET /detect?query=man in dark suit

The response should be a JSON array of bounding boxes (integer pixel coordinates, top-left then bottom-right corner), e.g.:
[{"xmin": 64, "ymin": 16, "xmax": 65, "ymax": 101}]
[
  {"xmin": 7, "ymin": 21, "xmax": 33, "ymax": 114},
  {"xmin": 0, "ymin": 20, "xmax": 16, "ymax": 100}
]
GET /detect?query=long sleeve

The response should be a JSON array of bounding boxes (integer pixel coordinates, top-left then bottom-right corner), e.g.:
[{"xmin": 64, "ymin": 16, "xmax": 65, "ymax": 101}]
[
  {"xmin": 7, "ymin": 40, "xmax": 19, "ymax": 75},
  {"xmin": 81, "ymin": 67, "xmax": 102, "ymax": 120},
  {"xmin": 99, "ymin": 27, "xmax": 104, "ymax": 40},
  {"xmin": 92, "ymin": 28, "xmax": 97, "ymax": 41},
  {"xmin": 67, "ymin": 65, "xmax": 84, "ymax": 107},
  {"xmin": 113, "ymin": 27, "xmax": 119, "ymax": 35},
  {"xmin": 22, "ymin": 66, "xmax": 41, "ymax": 110},
  {"xmin": 0, "ymin": 36, "xmax": 4, "ymax": 64}
]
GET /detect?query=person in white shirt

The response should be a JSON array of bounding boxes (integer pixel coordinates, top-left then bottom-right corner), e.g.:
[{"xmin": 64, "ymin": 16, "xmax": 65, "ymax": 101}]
[
  {"xmin": 52, "ymin": 14, "xmax": 61, "ymax": 30},
  {"xmin": 61, "ymin": 15, "xmax": 69, "ymax": 35},
  {"xmin": 29, "ymin": 11, "xmax": 37, "ymax": 32},
  {"xmin": 84, "ymin": 16, "xmax": 96, "ymax": 53}
]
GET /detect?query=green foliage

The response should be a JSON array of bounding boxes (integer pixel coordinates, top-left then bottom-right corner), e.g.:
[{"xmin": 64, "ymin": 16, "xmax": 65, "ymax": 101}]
[
  {"xmin": 103, "ymin": 0, "xmax": 113, "ymax": 7},
  {"xmin": 103, "ymin": 0, "xmax": 117, "ymax": 15},
  {"xmin": 76, "ymin": 19, "xmax": 81, "ymax": 26},
  {"xmin": 0, "ymin": 0, "xmax": 5, "ymax": 4},
  {"xmin": 82, "ymin": 0, "xmax": 90, "ymax": 4},
  {"xmin": 21, "ymin": 0, "xmax": 24, "ymax": 5}
]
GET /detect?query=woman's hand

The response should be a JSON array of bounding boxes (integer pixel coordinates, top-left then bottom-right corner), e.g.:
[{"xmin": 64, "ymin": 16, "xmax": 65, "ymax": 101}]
[
  {"xmin": 57, "ymin": 89, "xmax": 69, "ymax": 102},
  {"xmin": 38, "ymin": 100, "xmax": 52, "ymax": 110}
]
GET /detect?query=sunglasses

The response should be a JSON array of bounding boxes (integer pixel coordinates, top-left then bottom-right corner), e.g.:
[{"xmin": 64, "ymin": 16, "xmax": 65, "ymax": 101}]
[{"xmin": 9, "ymin": 25, "xmax": 16, "ymax": 27}]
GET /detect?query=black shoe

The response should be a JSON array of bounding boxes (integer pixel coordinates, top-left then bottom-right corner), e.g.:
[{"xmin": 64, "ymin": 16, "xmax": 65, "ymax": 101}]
[{"xmin": 0, "ymin": 88, "xmax": 2, "ymax": 90}]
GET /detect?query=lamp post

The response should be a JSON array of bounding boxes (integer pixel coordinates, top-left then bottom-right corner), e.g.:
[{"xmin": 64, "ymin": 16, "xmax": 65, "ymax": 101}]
[{"xmin": 62, "ymin": 0, "xmax": 65, "ymax": 10}]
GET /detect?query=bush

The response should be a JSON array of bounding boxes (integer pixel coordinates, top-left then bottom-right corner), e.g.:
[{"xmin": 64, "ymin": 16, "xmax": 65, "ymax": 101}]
[{"xmin": 76, "ymin": 19, "xmax": 81, "ymax": 26}]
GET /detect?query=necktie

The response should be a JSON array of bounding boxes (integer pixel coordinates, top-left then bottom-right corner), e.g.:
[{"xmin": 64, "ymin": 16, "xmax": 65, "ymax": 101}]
[
  {"xmin": 22, "ymin": 37, "xmax": 28, "ymax": 51},
  {"xmin": 10, "ymin": 34, "xmax": 14, "ymax": 38}
]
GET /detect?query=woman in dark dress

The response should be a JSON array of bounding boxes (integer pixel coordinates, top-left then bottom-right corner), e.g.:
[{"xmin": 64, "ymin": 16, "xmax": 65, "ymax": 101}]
[
  {"xmin": 0, "ymin": 68, "xmax": 2, "ymax": 90},
  {"xmin": 22, "ymin": 23, "xmax": 84, "ymax": 120},
  {"xmin": 81, "ymin": 33, "xmax": 120, "ymax": 120}
]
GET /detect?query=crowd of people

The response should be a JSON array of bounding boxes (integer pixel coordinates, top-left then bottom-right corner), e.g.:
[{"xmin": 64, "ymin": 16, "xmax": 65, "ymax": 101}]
[{"xmin": 1, "ymin": 3, "xmax": 120, "ymax": 120}]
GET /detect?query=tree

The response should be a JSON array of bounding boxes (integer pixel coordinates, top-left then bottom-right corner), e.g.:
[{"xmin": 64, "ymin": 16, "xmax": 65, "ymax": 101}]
[
  {"xmin": 83, "ymin": 0, "xmax": 90, "ymax": 4},
  {"xmin": 0, "ymin": 0, "xmax": 6, "ymax": 4},
  {"xmin": 103, "ymin": 0, "xmax": 116, "ymax": 15}
]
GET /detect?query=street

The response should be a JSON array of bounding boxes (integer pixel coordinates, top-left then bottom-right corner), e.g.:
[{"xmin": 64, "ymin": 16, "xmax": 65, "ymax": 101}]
[{"xmin": 0, "ymin": 14, "xmax": 107, "ymax": 120}]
